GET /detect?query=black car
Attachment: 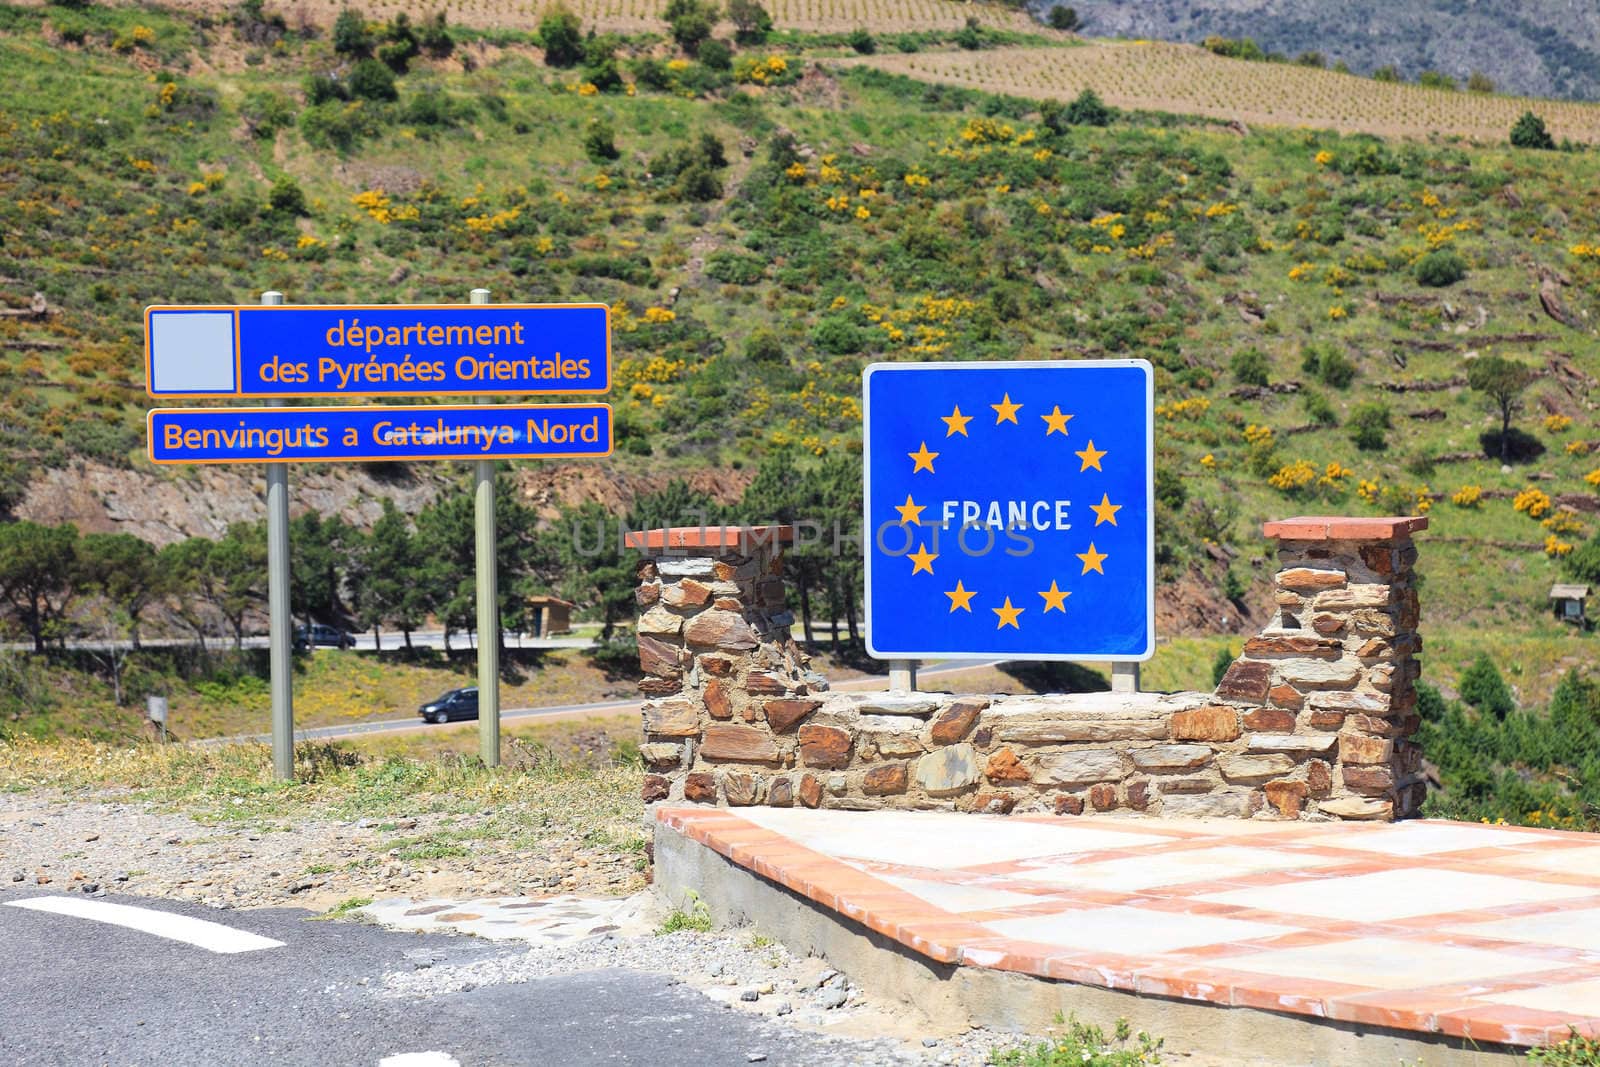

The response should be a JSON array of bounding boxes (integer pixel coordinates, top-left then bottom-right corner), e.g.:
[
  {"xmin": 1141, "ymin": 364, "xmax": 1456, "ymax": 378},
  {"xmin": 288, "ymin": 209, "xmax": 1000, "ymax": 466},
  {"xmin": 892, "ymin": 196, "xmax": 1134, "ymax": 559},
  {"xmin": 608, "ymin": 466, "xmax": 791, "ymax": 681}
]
[
  {"xmin": 294, "ymin": 623, "xmax": 356, "ymax": 651},
  {"xmin": 419, "ymin": 687, "xmax": 478, "ymax": 724}
]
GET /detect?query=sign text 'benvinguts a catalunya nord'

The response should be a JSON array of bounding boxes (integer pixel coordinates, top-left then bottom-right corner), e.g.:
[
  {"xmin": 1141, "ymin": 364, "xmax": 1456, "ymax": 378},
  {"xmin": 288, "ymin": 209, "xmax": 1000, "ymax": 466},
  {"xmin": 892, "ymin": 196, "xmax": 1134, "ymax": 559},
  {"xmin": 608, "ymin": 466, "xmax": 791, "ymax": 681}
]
[{"xmin": 144, "ymin": 303, "xmax": 610, "ymax": 398}]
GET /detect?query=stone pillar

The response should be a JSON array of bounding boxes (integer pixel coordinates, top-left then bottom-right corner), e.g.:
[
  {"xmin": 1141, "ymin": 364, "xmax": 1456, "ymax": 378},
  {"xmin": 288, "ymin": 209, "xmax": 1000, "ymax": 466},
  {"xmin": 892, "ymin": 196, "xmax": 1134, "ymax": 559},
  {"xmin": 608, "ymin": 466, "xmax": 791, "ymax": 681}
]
[
  {"xmin": 627, "ymin": 526, "xmax": 825, "ymax": 809},
  {"xmin": 1213, "ymin": 516, "xmax": 1427, "ymax": 821}
]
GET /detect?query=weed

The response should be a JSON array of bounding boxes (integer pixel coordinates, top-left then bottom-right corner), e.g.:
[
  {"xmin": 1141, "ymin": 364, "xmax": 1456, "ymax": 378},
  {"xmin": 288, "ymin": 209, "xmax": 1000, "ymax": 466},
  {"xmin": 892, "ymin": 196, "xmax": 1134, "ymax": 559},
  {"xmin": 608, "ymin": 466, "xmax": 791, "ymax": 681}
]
[{"xmin": 657, "ymin": 892, "xmax": 713, "ymax": 934}]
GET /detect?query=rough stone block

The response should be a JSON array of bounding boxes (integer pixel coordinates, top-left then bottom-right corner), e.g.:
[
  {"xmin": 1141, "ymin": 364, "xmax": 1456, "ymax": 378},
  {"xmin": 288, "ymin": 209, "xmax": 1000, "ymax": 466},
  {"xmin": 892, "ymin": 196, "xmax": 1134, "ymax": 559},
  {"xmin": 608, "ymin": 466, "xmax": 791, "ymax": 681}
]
[
  {"xmin": 663, "ymin": 579, "xmax": 713, "ymax": 608},
  {"xmin": 767, "ymin": 777, "xmax": 793, "ymax": 807},
  {"xmin": 1163, "ymin": 792, "xmax": 1253, "ymax": 818},
  {"xmin": 1215, "ymin": 660, "xmax": 1271, "ymax": 703},
  {"xmin": 929, "ymin": 698, "xmax": 986, "ymax": 744},
  {"xmin": 683, "ymin": 772, "xmax": 717, "ymax": 803},
  {"xmin": 1053, "ymin": 794, "xmax": 1084, "ymax": 816},
  {"xmin": 683, "ymin": 610, "xmax": 759, "ymax": 651},
  {"xmin": 1033, "ymin": 749, "xmax": 1129, "ymax": 786},
  {"xmin": 746, "ymin": 672, "xmax": 787, "ymax": 695},
  {"xmin": 764, "ymin": 698, "xmax": 820, "ymax": 733},
  {"xmin": 1157, "ymin": 776, "xmax": 1216, "ymax": 795},
  {"xmin": 1263, "ymin": 779, "xmax": 1309, "ymax": 817},
  {"xmin": 1127, "ymin": 781, "xmax": 1151, "ymax": 811},
  {"xmin": 1171, "ymin": 706, "xmax": 1241, "ymax": 742},
  {"xmin": 1277, "ymin": 567, "xmax": 1346, "ymax": 592},
  {"xmin": 969, "ymin": 791, "xmax": 1016, "ymax": 815},
  {"xmin": 1307, "ymin": 690, "xmax": 1389, "ymax": 713},
  {"xmin": 637, "ymin": 606, "xmax": 684, "ymax": 638},
  {"xmin": 995, "ymin": 712, "xmax": 1168, "ymax": 743},
  {"xmin": 1345, "ymin": 609, "xmax": 1397, "ymax": 637},
  {"xmin": 1268, "ymin": 683, "xmax": 1305, "ymax": 710},
  {"xmin": 714, "ymin": 558, "xmax": 759, "ymax": 582},
  {"xmin": 1244, "ymin": 635, "xmax": 1342, "ymax": 659},
  {"xmin": 640, "ymin": 742, "xmax": 682, "ymax": 768},
  {"xmin": 1338, "ymin": 732, "xmax": 1394, "ymax": 765},
  {"xmin": 984, "ymin": 747, "xmax": 1032, "ymax": 783},
  {"xmin": 855, "ymin": 695, "xmax": 940, "ymax": 716},
  {"xmin": 643, "ymin": 699, "xmax": 699, "ymax": 737},
  {"xmin": 698, "ymin": 654, "xmax": 734, "ymax": 676},
  {"xmin": 1218, "ymin": 753, "xmax": 1296, "ymax": 782},
  {"xmin": 1306, "ymin": 710, "xmax": 1346, "ymax": 730},
  {"xmin": 797, "ymin": 724, "xmax": 852, "ymax": 769},
  {"xmin": 1314, "ymin": 585, "xmax": 1393, "ymax": 611},
  {"xmin": 1311, "ymin": 615, "xmax": 1346, "ymax": 635},
  {"xmin": 1341, "ymin": 764, "xmax": 1395, "ymax": 795},
  {"xmin": 797, "ymin": 773, "xmax": 822, "ymax": 808},
  {"xmin": 703, "ymin": 679, "xmax": 733, "ymax": 721},
  {"xmin": 914, "ymin": 744, "xmax": 981, "ymax": 796},
  {"xmin": 642, "ymin": 774, "xmax": 670, "ymax": 804},
  {"xmin": 724, "ymin": 771, "xmax": 761, "ymax": 806},
  {"xmin": 1319, "ymin": 795, "xmax": 1393, "ymax": 820},
  {"xmin": 1243, "ymin": 708, "xmax": 1296, "ymax": 733},
  {"xmin": 701, "ymin": 724, "xmax": 780, "ymax": 763},
  {"xmin": 1089, "ymin": 783, "xmax": 1118, "ymax": 811},
  {"xmin": 658, "ymin": 558, "xmax": 717, "ymax": 580},
  {"xmin": 1277, "ymin": 658, "xmax": 1361, "ymax": 689},
  {"xmin": 636, "ymin": 583, "xmax": 661, "ymax": 607},
  {"xmin": 636, "ymin": 560, "xmax": 658, "ymax": 582},
  {"xmin": 1306, "ymin": 759, "xmax": 1331, "ymax": 798},
  {"xmin": 862, "ymin": 762, "xmax": 909, "ymax": 796},
  {"xmin": 1248, "ymin": 733, "xmax": 1338, "ymax": 756},
  {"xmin": 640, "ymin": 677, "xmax": 684, "ymax": 697},
  {"xmin": 1130, "ymin": 745, "xmax": 1212, "ymax": 772}
]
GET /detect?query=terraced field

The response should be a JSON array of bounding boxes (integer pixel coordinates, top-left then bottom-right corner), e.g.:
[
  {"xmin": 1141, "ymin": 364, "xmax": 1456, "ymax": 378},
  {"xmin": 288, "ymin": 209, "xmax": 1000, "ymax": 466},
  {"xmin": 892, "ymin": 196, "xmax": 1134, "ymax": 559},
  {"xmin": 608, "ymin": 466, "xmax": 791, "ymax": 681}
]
[
  {"xmin": 851, "ymin": 41, "xmax": 1600, "ymax": 143},
  {"xmin": 37, "ymin": 0, "xmax": 1047, "ymax": 34}
]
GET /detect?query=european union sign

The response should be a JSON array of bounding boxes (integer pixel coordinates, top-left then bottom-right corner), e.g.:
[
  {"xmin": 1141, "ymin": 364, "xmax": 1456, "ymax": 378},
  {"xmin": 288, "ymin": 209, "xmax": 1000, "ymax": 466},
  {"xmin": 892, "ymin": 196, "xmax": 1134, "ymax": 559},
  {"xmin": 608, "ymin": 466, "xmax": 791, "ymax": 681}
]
[
  {"xmin": 863, "ymin": 361, "xmax": 1154, "ymax": 661},
  {"xmin": 148, "ymin": 404, "xmax": 611, "ymax": 464},
  {"xmin": 144, "ymin": 303, "xmax": 609, "ymax": 398}
]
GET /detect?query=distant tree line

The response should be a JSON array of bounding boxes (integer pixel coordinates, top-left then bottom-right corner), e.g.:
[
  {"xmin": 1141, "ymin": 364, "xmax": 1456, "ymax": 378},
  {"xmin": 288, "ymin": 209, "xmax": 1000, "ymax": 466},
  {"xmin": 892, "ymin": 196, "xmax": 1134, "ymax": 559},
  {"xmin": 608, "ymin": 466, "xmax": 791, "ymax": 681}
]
[{"xmin": 0, "ymin": 452, "xmax": 873, "ymax": 659}]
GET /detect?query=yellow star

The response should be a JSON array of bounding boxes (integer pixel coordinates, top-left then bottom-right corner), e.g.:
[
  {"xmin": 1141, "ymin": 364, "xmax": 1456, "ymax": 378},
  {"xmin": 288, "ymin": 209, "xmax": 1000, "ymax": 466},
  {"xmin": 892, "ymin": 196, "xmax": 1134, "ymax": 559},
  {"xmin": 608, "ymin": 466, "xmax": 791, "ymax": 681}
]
[
  {"xmin": 1077, "ymin": 543, "xmax": 1108, "ymax": 575},
  {"xmin": 1075, "ymin": 440, "xmax": 1107, "ymax": 471},
  {"xmin": 895, "ymin": 494, "xmax": 925, "ymax": 526},
  {"xmin": 1090, "ymin": 493, "xmax": 1121, "ymax": 527},
  {"xmin": 992, "ymin": 596, "xmax": 1023, "ymax": 630},
  {"xmin": 991, "ymin": 393, "xmax": 1022, "ymax": 424},
  {"xmin": 908, "ymin": 441, "xmax": 939, "ymax": 473},
  {"xmin": 1039, "ymin": 581, "xmax": 1070, "ymax": 613},
  {"xmin": 945, "ymin": 580, "xmax": 976, "ymax": 613},
  {"xmin": 1040, "ymin": 405, "xmax": 1073, "ymax": 436},
  {"xmin": 941, "ymin": 405, "xmax": 972, "ymax": 437},
  {"xmin": 908, "ymin": 543, "xmax": 937, "ymax": 575}
]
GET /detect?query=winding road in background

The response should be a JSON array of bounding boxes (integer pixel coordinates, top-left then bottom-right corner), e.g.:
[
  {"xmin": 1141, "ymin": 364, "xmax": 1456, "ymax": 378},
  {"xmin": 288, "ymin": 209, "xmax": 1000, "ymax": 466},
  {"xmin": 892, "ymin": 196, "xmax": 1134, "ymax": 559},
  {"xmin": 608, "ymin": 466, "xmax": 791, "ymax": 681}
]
[{"xmin": 209, "ymin": 658, "xmax": 1011, "ymax": 746}]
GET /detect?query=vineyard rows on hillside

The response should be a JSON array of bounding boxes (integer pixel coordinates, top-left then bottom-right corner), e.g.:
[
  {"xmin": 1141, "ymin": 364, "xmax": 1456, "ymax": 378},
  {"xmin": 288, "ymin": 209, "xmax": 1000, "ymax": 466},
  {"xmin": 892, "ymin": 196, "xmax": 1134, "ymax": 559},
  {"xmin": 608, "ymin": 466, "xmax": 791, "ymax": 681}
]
[{"xmin": 850, "ymin": 42, "xmax": 1600, "ymax": 143}]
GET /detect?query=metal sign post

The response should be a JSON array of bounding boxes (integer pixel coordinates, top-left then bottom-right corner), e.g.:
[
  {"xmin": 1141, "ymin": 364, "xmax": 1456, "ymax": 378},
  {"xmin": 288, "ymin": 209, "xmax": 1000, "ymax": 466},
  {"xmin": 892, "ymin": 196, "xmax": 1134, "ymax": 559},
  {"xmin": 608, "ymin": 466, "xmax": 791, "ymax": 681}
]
[
  {"xmin": 261, "ymin": 290, "xmax": 295, "ymax": 781},
  {"xmin": 471, "ymin": 288, "xmax": 500, "ymax": 769}
]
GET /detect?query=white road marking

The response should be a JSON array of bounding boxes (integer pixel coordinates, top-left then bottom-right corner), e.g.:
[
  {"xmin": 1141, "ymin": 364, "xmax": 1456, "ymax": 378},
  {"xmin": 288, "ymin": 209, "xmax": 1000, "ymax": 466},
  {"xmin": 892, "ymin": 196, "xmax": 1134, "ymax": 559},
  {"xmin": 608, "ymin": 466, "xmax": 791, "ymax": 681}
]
[
  {"xmin": 3, "ymin": 896, "xmax": 285, "ymax": 953},
  {"xmin": 378, "ymin": 1053, "xmax": 461, "ymax": 1067}
]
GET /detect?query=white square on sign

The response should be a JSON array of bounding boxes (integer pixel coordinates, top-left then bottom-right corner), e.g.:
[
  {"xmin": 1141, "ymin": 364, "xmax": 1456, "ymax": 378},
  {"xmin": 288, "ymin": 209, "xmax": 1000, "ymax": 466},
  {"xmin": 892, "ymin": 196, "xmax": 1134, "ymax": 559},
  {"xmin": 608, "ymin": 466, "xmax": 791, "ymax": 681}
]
[{"xmin": 150, "ymin": 311, "xmax": 236, "ymax": 393}]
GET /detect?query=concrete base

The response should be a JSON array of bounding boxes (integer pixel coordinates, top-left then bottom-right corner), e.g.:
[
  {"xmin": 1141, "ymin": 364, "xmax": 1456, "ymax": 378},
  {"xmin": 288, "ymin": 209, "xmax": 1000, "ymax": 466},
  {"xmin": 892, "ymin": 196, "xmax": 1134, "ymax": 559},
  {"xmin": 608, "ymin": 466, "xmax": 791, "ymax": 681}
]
[{"xmin": 654, "ymin": 824, "xmax": 1525, "ymax": 1066}]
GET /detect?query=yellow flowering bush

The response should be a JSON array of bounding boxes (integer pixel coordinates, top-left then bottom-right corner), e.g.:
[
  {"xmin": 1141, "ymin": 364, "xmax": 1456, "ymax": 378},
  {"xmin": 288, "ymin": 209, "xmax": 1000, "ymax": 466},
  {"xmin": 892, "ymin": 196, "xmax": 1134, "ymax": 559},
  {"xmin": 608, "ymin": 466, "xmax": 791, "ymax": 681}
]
[
  {"xmin": 1203, "ymin": 201, "xmax": 1237, "ymax": 218},
  {"xmin": 1570, "ymin": 242, "xmax": 1600, "ymax": 259},
  {"xmin": 1327, "ymin": 305, "xmax": 1348, "ymax": 320},
  {"xmin": 1545, "ymin": 413, "xmax": 1573, "ymax": 433},
  {"xmin": 1314, "ymin": 150, "xmax": 1334, "ymax": 166},
  {"xmin": 1414, "ymin": 485, "xmax": 1433, "ymax": 513},
  {"xmin": 1268, "ymin": 459, "xmax": 1317, "ymax": 493},
  {"xmin": 1545, "ymin": 535, "xmax": 1575, "ymax": 557},
  {"xmin": 1242, "ymin": 423, "xmax": 1273, "ymax": 446},
  {"xmin": 1154, "ymin": 397, "xmax": 1211, "ymax": 421},
  {"xmin": 1513, "ymin": 486, "xmax": 1552, "ymax": 518},
  {"xmin": 1586, "ymin": 468, "xmax": 1600, "ymax": 487},
  {"xmin": 642, "ymin": 306, "xmax": 676, "ymax": 325},
  {"xmin": 784, "ymin": 162, "xmax": 807, "ymax": 181},
  {"xmin": 903, "ymin": 172, "xmax": 930, "ymax": 188},
  {"xmin": 1451, "ymin": 484, "xmax": 1482, "ymax": 508},
  {"xmin": 1542, "ymin": 510, "xmax": 1584, "ymax": 535},
  {"xmin": 1357, "ymin": 478, "xmax": 1381, "ymax": 504},
  {"xmin": 1566, "ymin": 440, "xmax": 1591, "ymax": 456},
  {"xmin": 1288, "ymin": 262, "xmax": 1316, "ymax": 282},
  {"xmin": 1199, "ymin": 453, "xmax": 1216, "ymax": 469}
]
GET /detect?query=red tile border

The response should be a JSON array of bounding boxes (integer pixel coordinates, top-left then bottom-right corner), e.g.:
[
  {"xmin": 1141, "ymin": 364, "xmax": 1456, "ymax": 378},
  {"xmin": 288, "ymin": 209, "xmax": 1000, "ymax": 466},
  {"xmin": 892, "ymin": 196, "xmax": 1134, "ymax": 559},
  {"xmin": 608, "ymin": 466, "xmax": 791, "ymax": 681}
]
[
  {"xmin": 656, "ymin": 807, "xmax": 1600, "ymax": 1049},
  {"xmin": 623, "ymin": 525, "xmax": 795, "ymax": 550},
  {"xmin": 1262, "ymin": 515, "xmax": 1429, "ymax": 540}
]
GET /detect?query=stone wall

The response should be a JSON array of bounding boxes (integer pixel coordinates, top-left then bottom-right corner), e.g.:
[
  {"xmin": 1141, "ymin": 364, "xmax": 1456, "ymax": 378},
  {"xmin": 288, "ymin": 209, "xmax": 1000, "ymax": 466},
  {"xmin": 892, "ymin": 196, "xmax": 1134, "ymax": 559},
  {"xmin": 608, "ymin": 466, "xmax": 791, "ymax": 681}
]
[{"xmin": 634, "ymin": 516, "xmax": 1427, "ymax": 821}]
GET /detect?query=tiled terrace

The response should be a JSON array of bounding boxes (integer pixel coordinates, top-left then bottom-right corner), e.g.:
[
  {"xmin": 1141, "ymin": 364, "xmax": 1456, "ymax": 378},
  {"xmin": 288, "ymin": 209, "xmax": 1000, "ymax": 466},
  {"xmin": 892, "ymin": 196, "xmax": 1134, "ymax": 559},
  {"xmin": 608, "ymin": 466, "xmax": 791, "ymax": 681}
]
[{"xmin": 657, "ymin": 807, "xmax": 1600, "ymax": 1048}]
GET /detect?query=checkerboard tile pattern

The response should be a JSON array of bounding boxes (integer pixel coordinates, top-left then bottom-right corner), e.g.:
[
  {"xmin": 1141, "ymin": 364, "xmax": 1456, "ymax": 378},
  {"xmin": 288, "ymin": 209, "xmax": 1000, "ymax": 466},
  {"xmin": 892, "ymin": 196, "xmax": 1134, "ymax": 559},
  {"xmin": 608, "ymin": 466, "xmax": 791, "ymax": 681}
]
[{"xmin": 656, "ymin": 807, "xmax": 1600, "ymax": 1048}]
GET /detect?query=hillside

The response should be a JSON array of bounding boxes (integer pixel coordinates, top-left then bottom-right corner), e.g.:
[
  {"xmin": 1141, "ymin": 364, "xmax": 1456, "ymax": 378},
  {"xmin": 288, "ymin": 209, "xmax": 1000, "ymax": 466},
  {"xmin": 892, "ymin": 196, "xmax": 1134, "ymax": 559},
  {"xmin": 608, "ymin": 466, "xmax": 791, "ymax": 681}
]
[
  {"xmin": 2, "ymin": 0, "xmax": 1600, "ymax": 647},
  {"xmin": 1054, "ymin": 0, "xmax": 1600, "ymax": 102}
]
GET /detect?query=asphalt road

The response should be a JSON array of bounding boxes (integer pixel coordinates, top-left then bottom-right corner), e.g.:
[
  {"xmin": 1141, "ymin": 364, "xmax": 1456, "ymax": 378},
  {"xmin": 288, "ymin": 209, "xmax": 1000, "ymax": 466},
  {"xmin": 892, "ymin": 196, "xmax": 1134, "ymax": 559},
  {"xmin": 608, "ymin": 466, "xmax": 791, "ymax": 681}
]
[
  {"xmin": 0, "ymin": 888, "xmax": 867, "ymax": 1067},
  {"xmin": 210, "ymin": 657, "xmax": 1011, "ymax": 745}
]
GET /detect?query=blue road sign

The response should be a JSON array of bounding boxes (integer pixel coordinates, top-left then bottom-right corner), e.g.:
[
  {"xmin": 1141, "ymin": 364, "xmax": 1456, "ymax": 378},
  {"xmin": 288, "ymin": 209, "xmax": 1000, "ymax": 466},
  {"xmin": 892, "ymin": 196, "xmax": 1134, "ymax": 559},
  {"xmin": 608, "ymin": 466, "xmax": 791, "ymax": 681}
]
[
  {"xmin": 144, "ymin": 304, "xmax": 609, "ymax": 398},
  {"xmin": 863, "ymin": 360, "xmax": 1154, "ymax": 661},
  {"xmin": 148, "ymin": 404, "xmax": 611, "ymax": 465}
]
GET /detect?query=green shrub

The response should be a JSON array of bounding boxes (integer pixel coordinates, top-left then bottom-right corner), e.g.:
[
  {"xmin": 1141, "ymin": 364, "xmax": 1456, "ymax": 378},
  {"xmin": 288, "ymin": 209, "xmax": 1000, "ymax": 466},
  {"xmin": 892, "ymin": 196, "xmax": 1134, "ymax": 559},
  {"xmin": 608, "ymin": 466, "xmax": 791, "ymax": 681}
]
[
  {"xmin": 744, "ymin": 328, "xmax": 784, "ymax": 361},
  {"xmin": 1417, "ymin": 70, "xmax": 1456, "ymax": 91},
  {"xmin": 954, "ymin": 16, "xmax": 984, "ymax": 50},
  {"xmin": 1466, "ymin": 71, "xmax": 1494, "ymax": 93},
  {"xmin": 1459, "ymin": 653, "xmax": 1515, "ymax": 720},
  {"xmin": 299, "ymin": 99, "xmax": 378, "ymax": 152},
  {"xmin": 1302, "ymin": 390, "xmax": 1337, "ymax": 426},
  {"xmin": 583, "ymin": 119, "xmax": 619, "ymax": 163},
  {"xmin": 1046, "ymin": 6, "xmax": 1079, "ymax": 31},
  {"xmin": 706, "ymin": 251, "xmax": 765, "ymax": 285},
  {"xmin": 726, "ymin": 0, "xmax": 771, "ymax": 43},
  {"xmin": 846, "ymin": 27, "xmax": 875, "ymax": 54},
  {"xmin": 1415, "ymin": 249, "xmax": 1466, "ymax": 287},
  {"xmin": 267, "ymin": 176, "xmax": 307, "ymax": 216},
  {"xmin": 348, "ymin": 59, "xmax": 397, "ymax": 101},
  {"xmin": 1347, "ymin": 401, "xmax": 1391, "ymax": 451},
  {"xmin": 1510, "ymin": 110, "xmax": 1555, "ymax": 150},
  {"xmin": 698, "ymin": 38, "xmax": 732, "ymax": 70},
  {"xmin": 538, "ymin": 4, "xmax": 583, "ymax": 67},
  {"xmin": 1529, "ymin": 1029, "xmax": 1600, "ymax": 1065},
  {"xmin": 332, "ymin": 7, "xmax": 371, "ymax": 54},
  {"xmin": 991, "ymin": 1015, "xmax": 1163, "ymax": 1067},
  {"xmin": 1211, "ymin": 644, "xmax": 1235, "ymax": 686},
  {"xmin": 1372, "ymin": 64, "xmax": 1401, "ymax": 83},
  {"xmin": 241, "ymin": 90, "xmax": 296, "ymax": 138},
  {"xmin": 1230, "ymin": 347, "xmax": 1269, "ymax": 386},
  {"xmin": 1154, "ymin": 467, "xmax": 1186, "ymax": 509},
  {"xmin": 811, "ymin": 316, "xmax": 869, "ymax": 355},
  {"xmin": 1064, "ymin": 88, "xmax": 1110, "ymax": 127}
]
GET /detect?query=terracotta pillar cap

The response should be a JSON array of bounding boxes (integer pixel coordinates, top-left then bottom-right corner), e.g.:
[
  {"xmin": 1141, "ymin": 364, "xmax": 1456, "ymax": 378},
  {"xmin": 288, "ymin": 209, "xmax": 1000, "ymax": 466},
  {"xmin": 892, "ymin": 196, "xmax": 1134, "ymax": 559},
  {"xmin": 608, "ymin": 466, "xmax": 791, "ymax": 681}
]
[
  {"xmin": 1262, "ymin": 516, "xmax": 1429, "ymax": 541},
  {"xmin": 623, "ymin": 525, "xmax": 795, "ymax": 551}
]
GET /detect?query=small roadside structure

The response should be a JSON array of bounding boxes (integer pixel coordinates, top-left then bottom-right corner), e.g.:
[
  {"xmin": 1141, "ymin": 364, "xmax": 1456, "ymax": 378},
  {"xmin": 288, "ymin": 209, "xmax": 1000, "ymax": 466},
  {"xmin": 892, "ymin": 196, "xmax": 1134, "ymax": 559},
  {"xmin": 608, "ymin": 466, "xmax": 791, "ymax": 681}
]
[
  {"xmin": 526, "ymin": 594, "xmax": 575, "ymax": 638},
  {"xmin": 1549, "ymin": 583, "xmax": 1591, "ymax": 627}
]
